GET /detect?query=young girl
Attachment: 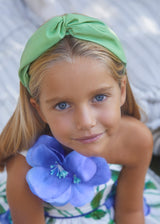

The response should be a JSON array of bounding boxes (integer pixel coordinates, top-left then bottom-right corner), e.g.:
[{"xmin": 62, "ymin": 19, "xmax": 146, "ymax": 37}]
[{"xmin": 0, "ymin": 13, "xmax": 160, "ymax": 224}]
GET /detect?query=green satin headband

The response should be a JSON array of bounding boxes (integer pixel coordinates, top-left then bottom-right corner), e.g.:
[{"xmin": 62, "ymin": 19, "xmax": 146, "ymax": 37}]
[{"xmin": 19, "ymin": 13, "xmax": 127, "ymax": 93}]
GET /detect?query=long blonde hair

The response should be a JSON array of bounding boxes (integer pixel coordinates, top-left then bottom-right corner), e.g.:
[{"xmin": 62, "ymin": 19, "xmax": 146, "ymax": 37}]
[{"xmin": 0, "ymin": 36, "xmax": 140, "ymax": 171}]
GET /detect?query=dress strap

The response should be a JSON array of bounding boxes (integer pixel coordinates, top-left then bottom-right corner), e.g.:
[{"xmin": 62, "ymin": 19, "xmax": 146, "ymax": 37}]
[{"xmin": 19, "ymin": 150, "xmax": 27, "ymax": 157}]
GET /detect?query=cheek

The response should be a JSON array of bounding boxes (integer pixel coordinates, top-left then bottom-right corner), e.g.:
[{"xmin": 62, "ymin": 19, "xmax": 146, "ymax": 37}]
[
  {"xmin": 98, "ymin": 105, "xmax": 121, "ymax": 127},
  {"xmin": 48, "ymin": 116, "xmax": 72, "ymax": 138}
]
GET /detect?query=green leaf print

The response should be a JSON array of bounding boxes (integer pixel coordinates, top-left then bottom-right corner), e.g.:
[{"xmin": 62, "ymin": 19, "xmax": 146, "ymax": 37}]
[
  {"xmin": 91, "ymin": 189, "xmax": 105, "ymax": 209},
  {"xmin": 108, "ymin": 220, "xmax": 115, "ymax": 224},
  {"xmin": 150, "ymin": 203, "xmax": 160, "ymax": 208},
  {"xmin": 145, "ymin": 181, "xmax": 157, "ymax": 190},
  {"xmin": 85, "ymin": 209, "xmax": 106, "ymax": 220},
  {"xmin": 3, "ymin": 195, "xmax": 8, "ymax": 204},
  {"xmin": 46, "ymin": 218, "xmax": 56, "ymax": 224},
  {"xmin": 0, "ymin": 204, "xmax": 5, "ymax": 214},
  {"xmin": 111, "ymin": 170, "xmax": 119, "ymax": 182}
]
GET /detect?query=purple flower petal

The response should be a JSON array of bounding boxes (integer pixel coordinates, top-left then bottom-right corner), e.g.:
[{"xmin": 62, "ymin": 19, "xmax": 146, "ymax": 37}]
[
  {"xmin": 64, "ymin": 151, "xmax": 97, "ymax": 182},
  {"xmin": 70, "ymin": 184, "xmax": 95, "ymax": 207},
  {"xmin": 34, "ymin": 135, "xmax": 64, "ymax": 154},
  {"xmin": 26, "ymin": 135, "xmax": 111, "ymax": 207},
  {"xmin": 86, "ymin": 157, "xmax": 111, "ymax": 185},
  {"xmin": 26, "ymin": 144, "xmax": 62, "ymax": 168},
  {"xmin": 26, "ymin": 167, "xmax": 72, "ymax": 201},
  {"xmin": 26, "ymin": 135, "xmax": 65, "ymax": 167},
  {"xmin": 49, "ymin": 186, "xmax": 72, "ymax": 206}
]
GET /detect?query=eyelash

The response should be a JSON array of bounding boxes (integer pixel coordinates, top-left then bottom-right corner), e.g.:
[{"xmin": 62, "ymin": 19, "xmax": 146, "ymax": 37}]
[
  {"xmin": 92, "ymin": 94, "xmax": 107, "ymax": 103},
  {"xmin": 54, "ymin": 94, "xmax": 107, "ymax": 111},
  {"xmin": 55, "ymin": 102, "xmax": 70, "ymax": 111}
]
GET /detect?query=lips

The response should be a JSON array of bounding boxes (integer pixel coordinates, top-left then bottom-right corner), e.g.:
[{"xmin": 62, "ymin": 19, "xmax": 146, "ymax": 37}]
[{"xmin": 74, "ymin": 132, "xmax": 104, "ymax": 144}]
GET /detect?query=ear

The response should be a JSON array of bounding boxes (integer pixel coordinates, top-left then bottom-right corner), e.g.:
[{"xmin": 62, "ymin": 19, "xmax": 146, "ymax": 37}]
[
  {"xmin": 120, "ymin": 76, "xmax": 127, "ymax": 106},
  {"xmin": 30, "ymin": 98, "xmax": 47, "ymax": 123}
]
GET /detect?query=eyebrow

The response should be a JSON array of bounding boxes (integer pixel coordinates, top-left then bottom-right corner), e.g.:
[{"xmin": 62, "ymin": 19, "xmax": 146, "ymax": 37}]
[
  {"xmin": 91, "ymin": 86, "xmax": 113, "ymax": 94},
  {"xmin": 45, "ymin": 97, "xmax": 68, "ymax": 104},
  {"xmin": 45, "ymin": 96, "xmax": 72, "ymax": 105},
  {"xmin": 45, "ymin": 86, "xmax": 113, "ymax": 104}
]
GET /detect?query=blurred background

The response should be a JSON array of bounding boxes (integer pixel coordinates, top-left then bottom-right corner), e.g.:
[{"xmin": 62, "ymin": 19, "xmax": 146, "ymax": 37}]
[{"xmin": 0, "ymin": 0, "xmax": 160, "ymax": 174}]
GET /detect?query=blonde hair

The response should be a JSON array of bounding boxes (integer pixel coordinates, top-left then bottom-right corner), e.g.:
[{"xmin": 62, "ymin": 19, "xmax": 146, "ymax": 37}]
[{"xmin": 0, "ymin": 36, "xmax": 140, "ymax": 171}]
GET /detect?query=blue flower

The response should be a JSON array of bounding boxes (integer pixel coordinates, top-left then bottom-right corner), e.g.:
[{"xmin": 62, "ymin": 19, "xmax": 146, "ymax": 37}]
[
  {"xmin": 26, "ymin": 135, "xmax": 111, "ymax": 207},
  {"xmin": 143, "ymin": 197, "xmax": 150, "ymax": 216}
]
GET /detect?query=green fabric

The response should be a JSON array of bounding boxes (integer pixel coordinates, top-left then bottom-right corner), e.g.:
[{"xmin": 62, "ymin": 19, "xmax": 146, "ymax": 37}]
[{"xmin": 18, "ymin": 13, "xmax": 127, "ymax": 92}]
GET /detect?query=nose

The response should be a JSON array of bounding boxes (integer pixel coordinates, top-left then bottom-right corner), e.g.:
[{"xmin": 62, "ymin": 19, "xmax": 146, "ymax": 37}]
[{"xmin": 75, "ymin": 105, "xmax": 96, "ymax": 130}]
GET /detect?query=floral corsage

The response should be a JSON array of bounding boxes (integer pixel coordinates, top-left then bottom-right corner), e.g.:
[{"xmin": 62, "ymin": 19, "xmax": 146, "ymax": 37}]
[{"xmin": 26, "ymin": 135, "xmax": 111, "ymax": 207}]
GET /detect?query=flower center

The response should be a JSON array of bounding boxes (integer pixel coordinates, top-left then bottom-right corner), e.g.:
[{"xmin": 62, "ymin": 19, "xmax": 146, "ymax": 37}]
[
  {"xmin": 50, "ymin": 162, "xmax": 68, "ymax": 179},
  {"xmin": 73, "ymin": 175, "xmax": 81, "ymax": 184},
  {"xmin": 50, "ymin": 162, "xmax": 81, "ymax": 183}
]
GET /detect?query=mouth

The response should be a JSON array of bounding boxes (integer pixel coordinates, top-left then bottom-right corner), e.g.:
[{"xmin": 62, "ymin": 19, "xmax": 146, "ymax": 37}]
[{"xmin": 74, "ymin": 132, "xmax": 105, "ymax": 144}]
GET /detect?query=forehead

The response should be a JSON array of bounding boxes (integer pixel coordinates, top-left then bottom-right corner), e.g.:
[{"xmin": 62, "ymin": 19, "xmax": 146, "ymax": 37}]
[{"xmin": 39, "ymin": 57, "xmax": 118, "ymax": 99}]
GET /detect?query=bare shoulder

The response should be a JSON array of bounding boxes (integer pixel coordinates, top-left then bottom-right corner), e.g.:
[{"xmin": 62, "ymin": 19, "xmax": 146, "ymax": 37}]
[
  {"xmin": 123, "ymin": 116, "xmax": 153, "ymax": 148},
  {"xmin": 118, "ymin": 116, "xmax": 153, "ymax": 166},
  {"xmin": 7, "ymin": 152, "xmax": 30, "ymax": 177},
  {"xmin": 6, "ymin": 154, "xmax": 45, "ymax": 224},
  {"xmin": 114, "ymin": 117, "xmax": 153, "ymax": 221},
  {"xmin": 6, "ymin": 153, "xmax": 30, "ymax": 195}
]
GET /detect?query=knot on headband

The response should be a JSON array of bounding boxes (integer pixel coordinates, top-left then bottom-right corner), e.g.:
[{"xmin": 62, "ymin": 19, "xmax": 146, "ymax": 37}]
[{"xmin": 19, "ymin": 13, "xmax": 127, "ymax": 92}]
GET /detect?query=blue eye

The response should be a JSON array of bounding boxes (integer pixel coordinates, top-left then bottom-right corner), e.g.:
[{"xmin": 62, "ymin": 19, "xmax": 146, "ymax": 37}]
[
  {"xmin": 55, "ymin": 102, "xmax": 70, "ymax": 110},
  {"xmin": 94, "ymin": 94, "xmax": 106, "ymax": 102}
]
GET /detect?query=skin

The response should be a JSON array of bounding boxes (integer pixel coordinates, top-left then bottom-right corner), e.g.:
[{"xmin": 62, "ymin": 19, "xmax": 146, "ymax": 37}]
[{"xmin": 6, "ymin": 57, "xmax": 153, "ymax": 224}]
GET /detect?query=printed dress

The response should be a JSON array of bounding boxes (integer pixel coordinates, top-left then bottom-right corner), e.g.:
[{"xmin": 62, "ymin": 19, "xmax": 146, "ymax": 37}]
[
  {"xmin": 0, "ymin": 135, "xmax": 160, "ymax": 224},
  {"xmin": 0, "ymin": 165, "xmax": 160, "ymax": 224}
]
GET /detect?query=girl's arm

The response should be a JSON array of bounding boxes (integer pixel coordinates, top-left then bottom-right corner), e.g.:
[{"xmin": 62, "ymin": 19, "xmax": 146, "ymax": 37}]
[
  {"xmin": 115, "ymin": 121, "xmax": 153, "ymax": 224},
  {"xmin": 6, "ymin": 154, "xmax": 45, "ymax": 224}
]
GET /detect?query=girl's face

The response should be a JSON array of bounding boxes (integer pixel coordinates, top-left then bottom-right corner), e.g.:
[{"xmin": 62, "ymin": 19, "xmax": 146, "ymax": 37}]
[{"xmin": 31, "ymin": 57, "xmax": 126, "ymax": 157}]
